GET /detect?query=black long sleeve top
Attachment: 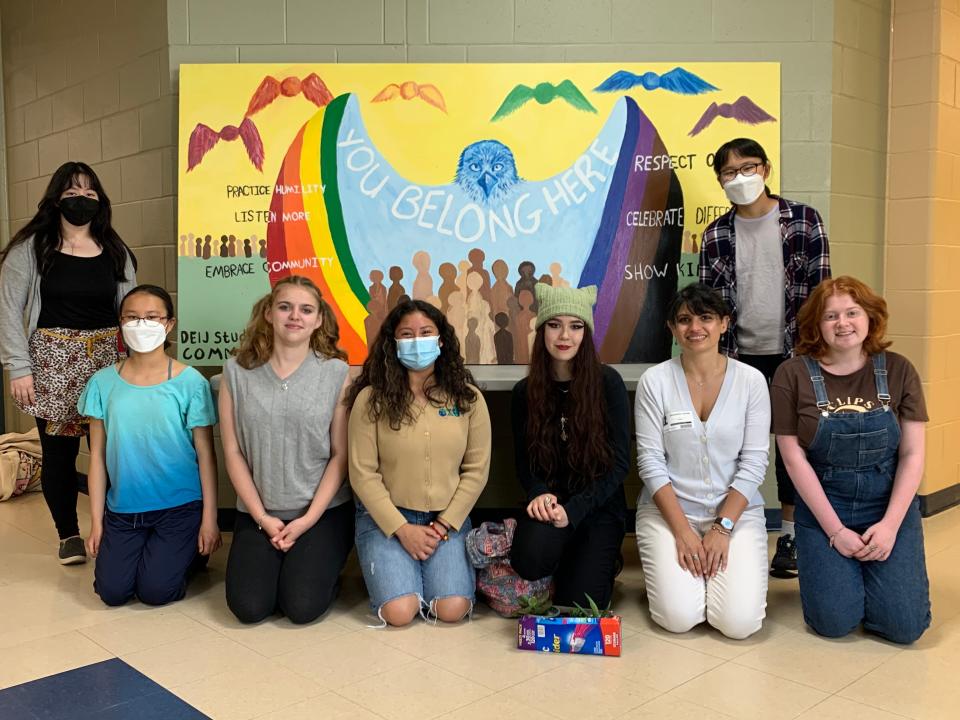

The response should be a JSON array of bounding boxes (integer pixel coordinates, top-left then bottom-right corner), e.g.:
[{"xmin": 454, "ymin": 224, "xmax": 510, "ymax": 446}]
[{"xmin": 511, "ymin": 364, "xmax": 630, "ymax": 528}]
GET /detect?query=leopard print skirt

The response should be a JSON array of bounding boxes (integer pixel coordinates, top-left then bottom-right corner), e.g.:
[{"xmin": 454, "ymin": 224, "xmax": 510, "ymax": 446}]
[{"xmin": 15, "ymin": 327, "xmax": 121, "ymax": 436}]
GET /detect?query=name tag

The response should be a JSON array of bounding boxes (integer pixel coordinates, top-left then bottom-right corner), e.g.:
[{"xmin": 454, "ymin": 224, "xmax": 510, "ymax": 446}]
[{"xmin": 664, "ymin": 410, "xmax": 694, "ymax": 431}]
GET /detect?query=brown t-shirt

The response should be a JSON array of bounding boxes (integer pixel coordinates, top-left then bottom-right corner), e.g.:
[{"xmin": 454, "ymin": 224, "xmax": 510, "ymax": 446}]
[{"xmin": 771, "ymin": 351, "xmax": 928, "ymax": 448}]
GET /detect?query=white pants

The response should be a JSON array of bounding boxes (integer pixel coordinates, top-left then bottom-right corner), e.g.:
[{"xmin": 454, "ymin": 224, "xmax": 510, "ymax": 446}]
[{"xmin": 635, "ymin": 504, "xmax": 768, "ymax": 640}]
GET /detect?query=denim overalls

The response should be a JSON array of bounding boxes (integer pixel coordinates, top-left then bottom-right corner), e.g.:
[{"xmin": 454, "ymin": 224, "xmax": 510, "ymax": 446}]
[{"xmin": 794, "ymin": 353, "xmax": 930, "ymax": 644}]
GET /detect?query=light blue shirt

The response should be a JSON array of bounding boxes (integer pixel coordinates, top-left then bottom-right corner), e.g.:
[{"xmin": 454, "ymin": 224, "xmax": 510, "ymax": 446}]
[
  {"xmin": 634, "ymin": 357, "xmax": 770, "ymax": 521},
  {"xmin": 78, "ymin": 365, "xmax": 217, "ymax": 513}
]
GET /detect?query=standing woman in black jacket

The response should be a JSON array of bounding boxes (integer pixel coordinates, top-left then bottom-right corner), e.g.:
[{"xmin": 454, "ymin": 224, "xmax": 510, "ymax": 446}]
[
  {"xmin": 0, "ymin": 162, "xmax": 136, "ymax": 565},
  {"xmin": 510, "ymin": 283, "xmax": 630, "ymax": 608}
]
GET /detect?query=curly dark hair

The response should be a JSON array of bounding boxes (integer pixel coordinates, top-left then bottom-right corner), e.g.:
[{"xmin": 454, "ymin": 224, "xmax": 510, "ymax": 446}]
[
  {"xmin": 525, "ymin": 323, "xmax": 612, "ymax": 489},
  {"xmin": 346, "ymin": 300, "xmax": 478, "ymax": 430},
  {"xmin": 0, "ymin": 161, "xmax": 135, "ymax": 279}
]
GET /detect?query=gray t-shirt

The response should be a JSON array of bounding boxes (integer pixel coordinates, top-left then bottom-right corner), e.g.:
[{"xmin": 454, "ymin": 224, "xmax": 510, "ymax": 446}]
[
  {"xmin": 223, "ymin": 353, "xmax": 351, "ymax": 520},
  {"xmin": 734, "ymin": 206, "xmax": 786, "ymax": 355}
]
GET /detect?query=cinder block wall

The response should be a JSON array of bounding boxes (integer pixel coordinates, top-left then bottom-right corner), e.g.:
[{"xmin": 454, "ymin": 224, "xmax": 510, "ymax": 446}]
[
  {"xmin": 1, "ymin": 0, "xmax": 177, "ymax": 442},
  {"xmin": 1, "ymin": 0, "xmax": 897, "ymax": 511}
]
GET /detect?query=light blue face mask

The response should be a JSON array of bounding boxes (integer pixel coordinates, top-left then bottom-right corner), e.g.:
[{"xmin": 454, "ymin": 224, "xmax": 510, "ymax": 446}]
[{"xmin": 396, "ymin": 336, "xmax": 441, "ymax": 371}]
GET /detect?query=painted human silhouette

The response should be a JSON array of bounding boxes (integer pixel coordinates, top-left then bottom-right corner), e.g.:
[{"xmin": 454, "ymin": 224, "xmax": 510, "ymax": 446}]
[
  {"xmin": 412, "ymin": 251, "xmax": 433, "ymax": 300},
  {"xmin": 195, "ymin": 236, "xmax": 203, "ymax": 257},
  {"xmin": 538, "ymin": 273, "xmax": 552, "ymax": 286},
  {"xmin": 465, "ymin": 317, "xmax": 481, "ymax": 364},
  {"xmin": 494, "ymin": 312, "xmax": 514, "ymax": 364},
  {"xmin": 456, "ymin": 260, "xmax": 471, "ymax": 297},
  {"xmin": 228, "ymin": 235, "xmax": 237, "ymax": 257},
  {"xmin": 506, "ymin": 295, "xmax": 523, "ymax": 362},
  {"xmin": 425, "ymin": 295, "xmax": 442, "ymax": 310},
  {"xmin": 364, "ymin": 298, "xmax": 384, "ymax": 347},
  {"xmin": 387, "ymin": 266, "xmax": 406, "ymax": 310},
  {"xmin": 514, "ymin": 260, "xmax": 537, "ymax": 300},
  {"xmin": 465, "ymin": 272, "xmax": 496, "ymax": 363},
  {"xmin": 202, "ymin": 235, "xmax": 212, "ymax": 260},
  {"xmin": 367, "ymin": 269, "xmax": 388, "ymax": 317},
  {"xmin": 549, "ymin": 262, "xmax": 570, "ymax": 288},
  {"xmin": 258, "ymin": 238, "xmax": 267, "ymax": 258},
  {"xmin": 219, "ymin": 235, "xmax": 229, "ymax": 258},
  {"xmin": 467, "ymin": 248, "xmax": 492, "ymax": 304},
  {"xmin": 515, "ymin": 289, "xmax": 535, "ymax": 364},
  {"xmin": 438, "ymin": 262, "xmax": 459, "ymax": 312},
  {"xmin": 490, "ymin": 259, "xmax": 513, "ymax": 317},
  {"xmin": 179, "ymin": 234, "xmax": 188, "ymax": 257},
  {"xmin": 446, "ymin": 291, "xmax": 468, "ymax": 356},
  {"xmin": 243, "ymin": 238, "xmax": 252, "ymax": 258}
]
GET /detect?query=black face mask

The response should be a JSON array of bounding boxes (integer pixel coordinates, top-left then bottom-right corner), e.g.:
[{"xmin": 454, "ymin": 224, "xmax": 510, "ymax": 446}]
[{"xmin": 59, "ymin": 196, "xmax": 99, "ymax": 226}]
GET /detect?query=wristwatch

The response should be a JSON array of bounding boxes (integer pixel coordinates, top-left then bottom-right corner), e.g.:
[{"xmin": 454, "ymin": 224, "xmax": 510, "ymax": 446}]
[{"xmin": 715, "ymin": 517, "xmax": 735, "ymax": 532}]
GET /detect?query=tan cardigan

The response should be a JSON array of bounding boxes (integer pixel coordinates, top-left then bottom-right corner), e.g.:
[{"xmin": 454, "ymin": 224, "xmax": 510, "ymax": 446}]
[{"xmin": 348, "ymin": 384, "xmax": 491, "ymax": 537}]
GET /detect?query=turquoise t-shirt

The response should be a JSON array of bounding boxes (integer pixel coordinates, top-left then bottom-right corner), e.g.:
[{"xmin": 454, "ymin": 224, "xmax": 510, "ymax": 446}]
[{"xmin": 78, "ymin": 364, "xmax": 217, "ymax": 513}]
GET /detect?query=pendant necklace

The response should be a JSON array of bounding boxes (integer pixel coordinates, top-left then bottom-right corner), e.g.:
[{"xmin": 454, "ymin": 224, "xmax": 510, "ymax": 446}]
[{"xmin": 559, "ymin": 385, "xmax": 569, "ymax": 441}]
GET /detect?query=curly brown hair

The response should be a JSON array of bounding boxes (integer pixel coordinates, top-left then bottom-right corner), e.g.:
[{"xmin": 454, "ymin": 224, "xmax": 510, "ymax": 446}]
[
  {"xmin": 234, "ymin": 275, "xmax": 347, "ymax": 369},
  {"xmin": 524, "ymin": 324, "xmax": 612, "ymax": 489},
  {"xmin": 795, "ymin": 276, "xmax": 891, "ymax": 358},
  {"xmin": 345, "ymin": 300, "xmax": 478, "ymax": 430}
]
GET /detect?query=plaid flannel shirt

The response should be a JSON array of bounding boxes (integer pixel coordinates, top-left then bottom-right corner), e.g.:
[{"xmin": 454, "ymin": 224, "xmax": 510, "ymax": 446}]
[{"xmin": 698, "ymin": 196, "xmax": 831, "ymax": 358}]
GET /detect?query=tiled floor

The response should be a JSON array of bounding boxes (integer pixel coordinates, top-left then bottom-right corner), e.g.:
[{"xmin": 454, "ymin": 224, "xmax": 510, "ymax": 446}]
[{"xmin": 1, "ymin": 492, "xmax": 957, "ymax": 720}]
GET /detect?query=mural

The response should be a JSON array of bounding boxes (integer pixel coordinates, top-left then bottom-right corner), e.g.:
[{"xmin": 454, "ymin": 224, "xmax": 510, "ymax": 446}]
[{"xmin": 177, "ymin": 63, "xmax": 780, "ymax": 365}]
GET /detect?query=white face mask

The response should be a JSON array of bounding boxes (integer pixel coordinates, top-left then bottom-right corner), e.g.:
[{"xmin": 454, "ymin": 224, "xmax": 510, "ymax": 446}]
[
  {"xmin": 121, "ymin": 320, "xmax": 168, "ymax": 353},
  {"xmin": 722, "ymin": 173, "xmax": 766, "ymax": 206}
]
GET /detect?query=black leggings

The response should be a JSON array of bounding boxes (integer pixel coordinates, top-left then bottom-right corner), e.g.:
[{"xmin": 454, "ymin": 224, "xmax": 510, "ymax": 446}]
[
  {"xmin": 738, "ymin": 353, "xmax": 793, "ymax": 505},
  {"xmin": 511, "ymin": 508, "xmax": 625, "ymax": 608},
  {"xmin": 36, "ymin": 418, "xmax": 83, "ymax": 540},
  {"xmin": 225, "ymin": 501, "xmax": 355, "ymax": 624}
]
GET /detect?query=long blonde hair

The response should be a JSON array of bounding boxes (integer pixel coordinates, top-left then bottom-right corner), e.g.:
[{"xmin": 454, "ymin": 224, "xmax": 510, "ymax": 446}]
[{"xmin": 234, "ymin": 275, "xmax": 347, "ymax": 369}]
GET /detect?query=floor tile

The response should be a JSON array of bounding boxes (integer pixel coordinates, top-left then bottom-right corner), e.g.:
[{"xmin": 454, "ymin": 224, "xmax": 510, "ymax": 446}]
[
  {"xmin": 668, "ymin": 662, "xmax": 829, "ymax": 720},
  {"xmin": 500, "ymin": 661, "xmax": 659, "ymax": 720},
  {"xmin": 1, "ymin": 659, "xmax": 207, "ymax": 720},
  {"xmin": 597, "ymin": 631, "xmax": 724, "ymax": 691},
  {"xmin": 78, "ymin": 608, "xmax": 214, "ymax": 656},
  {"xmin": 424, "ymin": 626, "xmax": 564, "ymax": 690},
  {"xmin": 254, "ymin": 692, "xmax": 382, "ymax": 720},
  {"xmin": 0, "ymin": 631, "xmax": 113, "ymax": 690},
  {"xmin": 622, "ymin": 695, "xmax": 738, "ymax": 720},
  {"xmin": 173, "ymin": 663, "xmax": 324, "ymax": 720},
  {"xmin": 838, "ymin": 629, "xmax": 959, "ymax": 719},
  {"xmin": 372, "ymin": 613, "xmax": 501, "ymax": 659},
  {"xmin": 275, "ymin": 630, "xmax": 419, "ymax": 692},
  {"xmin": 121, "ymin": 634, "xmax": 265, "ymax": 688},
  {"xmin": 794, "ymin": 695, "xmax": 911, "ymax": 720},
  {"xmin": 338, "ymin": 660, "xmax": 491, "ymax": 720},
  {"xmin": 434, "ymin": 694, "xmax": 560, "ymax": 720},
  {"xmin": 733, "ymin": 624, "xmax": 902, "ymax": 693}
]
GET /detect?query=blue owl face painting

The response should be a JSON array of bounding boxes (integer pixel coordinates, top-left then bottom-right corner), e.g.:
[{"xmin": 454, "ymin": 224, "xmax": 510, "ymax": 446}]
[{"xmin": 454, "ymin": 140, "xmax": 522, "ymax": 205}]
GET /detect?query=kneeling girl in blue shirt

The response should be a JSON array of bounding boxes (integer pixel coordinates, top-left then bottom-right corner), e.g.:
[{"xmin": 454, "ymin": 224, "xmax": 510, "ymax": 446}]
[{"xmin": 80, "ymin": 284, "xmax": 219, "ymax": 606}]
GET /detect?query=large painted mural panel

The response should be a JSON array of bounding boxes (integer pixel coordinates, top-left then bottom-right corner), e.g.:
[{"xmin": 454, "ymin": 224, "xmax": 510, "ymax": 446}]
[{"xmin": 177, "ymin": 63, "xmax": 780, "ymax": 365}]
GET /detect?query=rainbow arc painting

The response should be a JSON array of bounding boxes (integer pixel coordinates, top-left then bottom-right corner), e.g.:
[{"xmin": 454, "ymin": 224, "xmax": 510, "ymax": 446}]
[{"xmin": 177, "ymin": 63, "xmax": 780, "ymax": 365}]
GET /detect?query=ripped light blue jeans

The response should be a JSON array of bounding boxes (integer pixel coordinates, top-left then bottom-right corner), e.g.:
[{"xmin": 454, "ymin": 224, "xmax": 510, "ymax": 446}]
[{"xmin": 355, "ymin": 503, "xmax": 475, "ymax": 621}]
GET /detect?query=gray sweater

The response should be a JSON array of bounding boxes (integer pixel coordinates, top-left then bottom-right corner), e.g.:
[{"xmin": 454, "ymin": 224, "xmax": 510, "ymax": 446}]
[
  {"xmin": 0, "ymin": 238, "xmax": 136, "ymax": 379},
  {"xmin": 223, "ymin": 354, "xmax": 351, "ymax": 520}
]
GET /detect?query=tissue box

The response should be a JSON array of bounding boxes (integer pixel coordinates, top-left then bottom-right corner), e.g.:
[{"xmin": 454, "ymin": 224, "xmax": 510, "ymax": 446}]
[{"xmin": 517, "ymin": 614, "xmax": 622, "ymax": 656}]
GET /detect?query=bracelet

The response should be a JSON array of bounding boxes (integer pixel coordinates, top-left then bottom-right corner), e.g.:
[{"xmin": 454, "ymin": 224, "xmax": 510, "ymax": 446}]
[
  {"xmin": 257, "ymin": 512, "xmax": 268, "ymax": 531},
  {"xmin": 709, "ymin": 525, "xmax": 731, "ymax": 536},
  {"xmin": 429, "ymin": 520, "xmax": 449, "ymax": 541},
  {"xmin": 828, "ymin": 527, "xmax": 844, "ymax": 548}
]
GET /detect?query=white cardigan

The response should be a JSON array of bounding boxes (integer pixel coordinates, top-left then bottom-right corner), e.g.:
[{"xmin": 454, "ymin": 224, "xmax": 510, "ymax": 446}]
[{"xmin": 634, "ymin": 357, "xmax": 771, "ymax": 521}]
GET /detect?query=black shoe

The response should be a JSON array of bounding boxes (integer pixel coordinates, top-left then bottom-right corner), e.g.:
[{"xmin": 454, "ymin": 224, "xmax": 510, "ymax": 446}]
[
  {"xmin": 58, "ymin": 536, "xmax": 87, "ymax": 566},
  {"xmin": 770, "ymin": 534, "xmax": 798, "ymax": 578}
]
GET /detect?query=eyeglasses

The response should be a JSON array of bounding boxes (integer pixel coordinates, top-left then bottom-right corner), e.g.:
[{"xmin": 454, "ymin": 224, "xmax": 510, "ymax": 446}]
[
  {"xmin": 718, "ymin": 162, "xmax": 765, "ymax": 183},
  {"xmin": 121, "ymin": 315, "xmax": 168, "ymax": 325}
]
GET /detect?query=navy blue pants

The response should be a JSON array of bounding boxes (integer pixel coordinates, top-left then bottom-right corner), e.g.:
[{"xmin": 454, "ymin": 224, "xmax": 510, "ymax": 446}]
[{"xmin": 94, "ymin": 500, "xmax": 202, "ymax": 607}]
